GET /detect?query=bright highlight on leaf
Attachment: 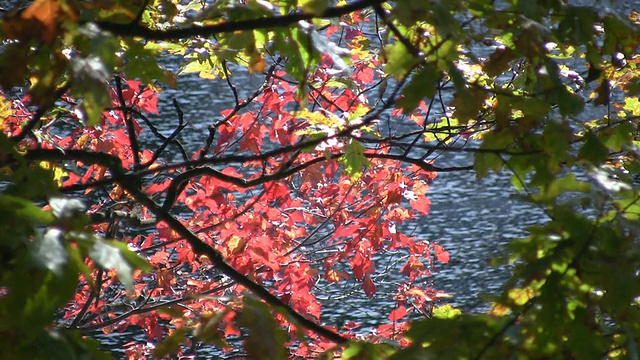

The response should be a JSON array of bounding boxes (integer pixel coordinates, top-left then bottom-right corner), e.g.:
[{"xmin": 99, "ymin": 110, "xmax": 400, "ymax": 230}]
[{"xmin": 89, "ymin": 238, "xmax": 150, "ymax": 292}]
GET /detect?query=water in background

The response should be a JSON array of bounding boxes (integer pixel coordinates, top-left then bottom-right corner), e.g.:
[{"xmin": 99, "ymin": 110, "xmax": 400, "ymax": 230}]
[{"xmin": 96, "ymin": 0, "xmax": 638, "ymax": 354}]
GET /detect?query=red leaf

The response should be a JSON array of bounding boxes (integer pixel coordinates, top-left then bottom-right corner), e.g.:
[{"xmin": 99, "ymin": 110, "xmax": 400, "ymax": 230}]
[
  {"xmin": 354, "ymin": 66, "xmax": 374, "ymax": 84},
  {"xmin": 342, "ymin": 321, "xmax": 360, "ymax": 331},
  {"xmin": 433, "ymin": 244, "xmax": 450, "ymax": 263},
  {"xmin": 412, "ymin": 180, "xmax": 430, "ymax": 196},
  {"xmin": 409, "ymin": 197, "xmax": 431, "ymax": 215},
  {"xmin": 265, "ymin": 182, "xmax": 289, "ymax": 201},
  {"xmin": 350, "ymin": 253, "xmax": 374, "ymax": 281},
  {"xmin": 333, "ymin": 222, "xmax": 362, "ymax": 240},
  {"xmin": 138, "ymin": 87, "xmax": 159, "ymax": 114},
  {"xmin": 362, "ymin": 276, "xmax": 376, "ymax": 298},
  {"xmin": 388, "ymin": 306, "xmax": 408, "ymax": 321},
  {"xmin": 126, "ymin": 79, "xmax": 142, "ymax": 92}
]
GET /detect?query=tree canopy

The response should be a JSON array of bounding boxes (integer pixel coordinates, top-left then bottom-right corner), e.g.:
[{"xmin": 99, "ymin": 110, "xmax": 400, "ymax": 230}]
[{"xmin": 2, "ymin": 0, "xmax": 640, "ymax": 358}]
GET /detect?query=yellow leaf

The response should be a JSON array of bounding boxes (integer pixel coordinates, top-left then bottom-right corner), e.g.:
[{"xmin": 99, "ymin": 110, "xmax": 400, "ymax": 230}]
[
  {"xmin": 38, "ymin": 161, "xmax": 68, "ymax": 186},
  {"xmin": 507, "ymin": 287, "xmax": 535, "ymax": 305},
  {"xmin": 227, "ymin": 235, "xmax": 247, "ymax": 255},
  {"xmin": 0, "ymin": 94, "xmax": 12, "ymax": 130},
  {"xmin": 248, "ymin": 52, "xmax": 267, "ymax": 74},
  {"xmin": 488, "ymin": 303, "xmax": 511, "ymax": 316}
]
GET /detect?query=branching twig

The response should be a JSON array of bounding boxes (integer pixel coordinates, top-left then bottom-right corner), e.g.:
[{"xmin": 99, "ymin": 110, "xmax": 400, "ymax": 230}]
[
  {"xmin": 96, "ymin": 0, "xmax": 386, "ymax": 41},
  {"xmin": 27, "ymin": 148, "xmax": 348, "ymax": 344},
  {"xmin": 140, "ymin": 98, "xmax": 189, "ymax": 168},
  {"xmin": 114, "ymin": 76, "xmax": 141, "ymax": 168}
]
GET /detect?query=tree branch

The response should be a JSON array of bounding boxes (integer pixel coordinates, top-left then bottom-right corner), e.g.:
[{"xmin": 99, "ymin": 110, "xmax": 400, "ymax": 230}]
[
  {"xmin": 114, "ymin": 76, "xmax": 141, "ymax": 169},
  {"xmin": 26, "ymin": 148, "xmax": 348, "ymax": 344},
  {"xmin": 96, "ymin": 0, "xmax": 385, "ymax": 40}
]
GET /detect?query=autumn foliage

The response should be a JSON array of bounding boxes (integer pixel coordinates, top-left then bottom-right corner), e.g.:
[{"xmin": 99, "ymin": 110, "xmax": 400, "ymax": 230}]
[
  {"xmin": 3, "ymin": 0, "xmax": 640, "ymax": 359},
  {"xmin": 0, "ymin": 0, "xmax": 453, "ymax": 358}
]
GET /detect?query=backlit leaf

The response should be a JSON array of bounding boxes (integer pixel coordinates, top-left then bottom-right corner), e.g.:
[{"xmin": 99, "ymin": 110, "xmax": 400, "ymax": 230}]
[
  {"xmin": 578, "ymin": 132, "xmax": 609, "ymax": 164},
  {"xmin": 432, "ymin": 304, "xmax": 461, "ymax": 319},
  {"xmin": 338, "ymin": 141, "xmax": 370, "ymax": 179},
  {"xmin": 388, "ymin": 306, "xmax": 408, "ymax": 321}
]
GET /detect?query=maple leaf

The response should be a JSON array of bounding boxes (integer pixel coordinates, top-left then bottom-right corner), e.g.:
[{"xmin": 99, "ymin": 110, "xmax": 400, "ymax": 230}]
[
  {"xmin": 2, "ymin": 0, "xmax": 72, "ymax": 44},
  {"xmin": 338, "ymin": 140, "xmax": 371, "ymax": 179},
  {"xmin": 138, "ymin": 87, "xmax": 159, "ymax": 114},
  {"xmin": 410, "ymin": 197, "xmax": 431, "ymax": 215},
  {"xmin": 227, "ymin": 235, "xmax": 247, "ymax": 255},
  {"xmin": 388, "ymin": 306, "xmax": 408, "ymax": 321},
  {"xmin": 362, "ymin": 275, "xmax": 376, "ymax": 298},
  {"xmin": 265, "ymin": 182, "xmax": 290, "ymax": 201},
  {"xmin": 433, "ymin": 244, "xmax": 450, "ymax": 264}
]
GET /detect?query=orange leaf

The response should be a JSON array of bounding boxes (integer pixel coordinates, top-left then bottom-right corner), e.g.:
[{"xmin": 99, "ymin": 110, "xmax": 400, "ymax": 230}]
[
  {"xmin": 407, "ymin": 288, "xmax": 428, "ymax": 299},
  {"xmin": 157, "ymin": 269, "xmax": 176, "ymax": 294},
  {"xmin": 325, "ymin": 269, "xmax": 343, "ymax": 283},
  {"xmin": 248, "ymin": 52, "xmax": 267, "ymax": 74},
  {"xmin": 409, "ymin": 197, "xmax": 431, "ymax": 215},
  {"xmin": 412, "ymin": 180, "xmax": 430, "ymax": 196},
  {"xmin": 4, "ymin": 0, "xmax": 64, "ymax": 44}
]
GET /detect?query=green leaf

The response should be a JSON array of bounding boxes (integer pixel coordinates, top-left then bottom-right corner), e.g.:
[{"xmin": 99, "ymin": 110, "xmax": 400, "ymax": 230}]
[
  {"xmin": 384, "ymin": 41, "xmax": 420, "ymax": 79},
  {"xmin": 154, "ymin": 327, "xmax": 189, "ymax": 358},
  {"xmin": 623, "ymin": 97, "xmax": 640, "ymax": 116},
  {"xmin": 32, "ymin": 229, "xmax": 67, "ymax": 276},
  {"xmin": 484, "ymin": 47, "xmax": 516, "ymax": 77},
  {"xmin": 89, "ymin": 238, "xmax": 149, "ymax": 291},
  {"xmin": 578, "ymin": 132, "xmax": 609, "ymax": 164},
  {"xmin": 0, "ymin": 195, "xmax": 53, "ymax": 225},
  {"xmin": 300, "ymin": 0, "xmax": 329, "ymax": 15},
  {"xmin": 600, "ymin": 122, "xmax": 634, "ymax": 151},
  {"xmin": 31, "ymin": 329, "xmax": 112, "ymax": 360},
  {"xmin": 567, "ymin": 308, "xmax": 604, "ymax": 358},
  {"xmin": 70, "ymin": 55, "xmax": 111, "ymax": 126},
  {"xmin": 338, "ymin": 141, "xmax": 371, "ymax": 180},
  {"xmin": 340, "ymin": 341, "xmax": 396, "ymax": 359},
  {"xmin": 397, "ymin": 65, "xmax": 440, "ymax": 112},
  {"xmin": 341, "ymin": 342, "xmax": 364, "ymax": 358},
  {"xmin": 237, "ymin": 296, "xmax": 287, "ymax": 360},
  {"xmin": 450, "ymin": 88, "xmax": 487, "ymax": 124},
  {"xmin": 556, "ymin": 88, "xmax": 585, "ymax": 117},
  {"xmin": 474, "ymin": 152, "xmax": 503, "ymax": 179},
  {"xmin": 533, "ymin": 174, "xmax": 591, "ymax": 202},
  {"xmin": 123, "ymin": 40, "xmax": 175, "ymax": 86},
  {"xmin": 432, "ymin": 304, "xmax": 461, "ymax": 319}
]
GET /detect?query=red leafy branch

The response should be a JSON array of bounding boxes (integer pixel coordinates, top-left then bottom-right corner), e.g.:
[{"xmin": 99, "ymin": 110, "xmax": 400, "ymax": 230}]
[
  {"xmin": 75, "ymin": 282, "xmax": 235, "ymax": 331},
  {"xmin": 20, "ymin": 148, "xmax": 349, "ymax": 345},
  {"xmin": 201, "ymin": 59, "xmax": 283, "ymax": 159},
  {"xmin": 8, "ymin": 84, "xmax": 69, "ymax": 143}
]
